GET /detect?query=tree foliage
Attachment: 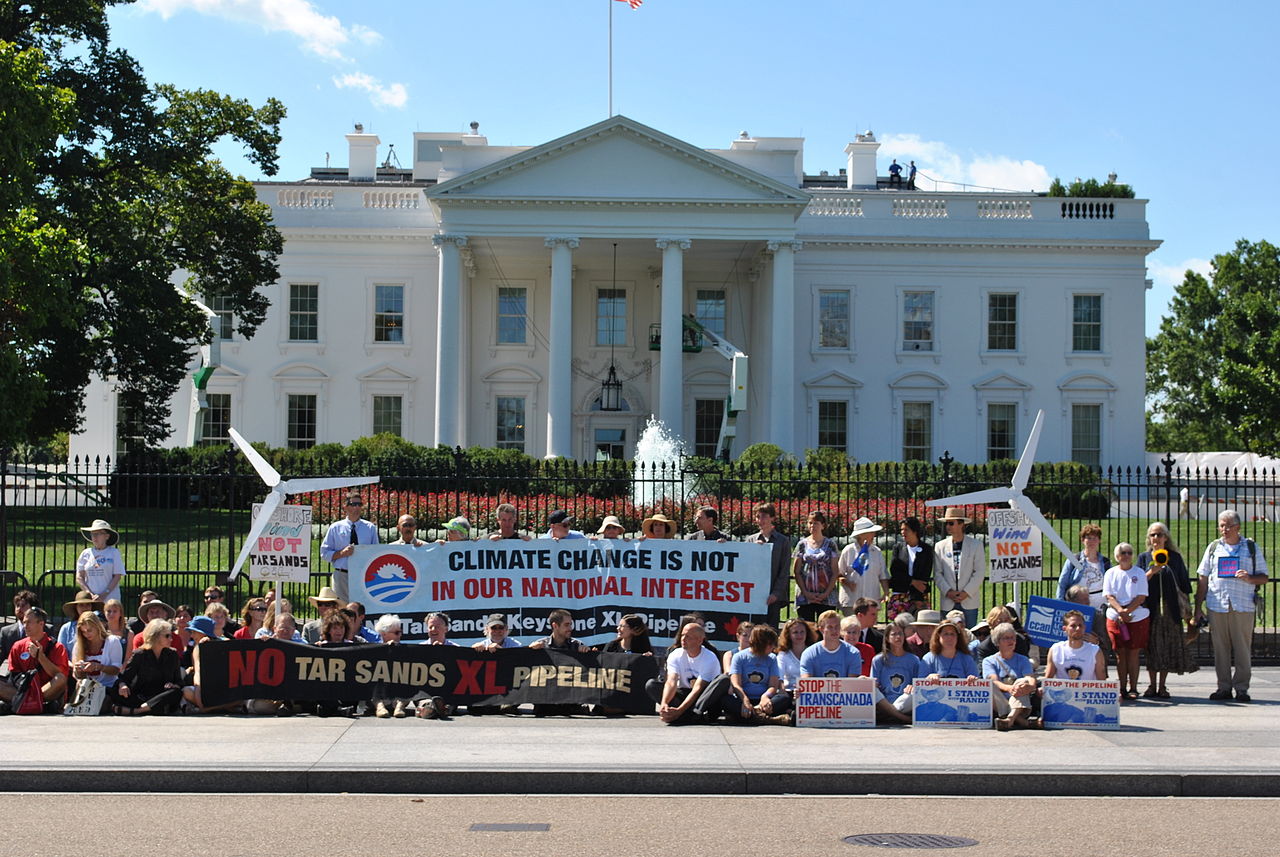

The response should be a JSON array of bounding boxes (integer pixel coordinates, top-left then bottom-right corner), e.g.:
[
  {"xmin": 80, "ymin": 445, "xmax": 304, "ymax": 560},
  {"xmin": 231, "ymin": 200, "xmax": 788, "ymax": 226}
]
[
  {"xmin": 1146, "ymin": 239, "xmax": 1280, "ymax": 454},
  {"xmin": 1047, "ymin": 177, "xmax": 1135, "ymax": 198},
  {"xmin": 0, "ymin": 1, "xmax": 285, "ymax": 448}
]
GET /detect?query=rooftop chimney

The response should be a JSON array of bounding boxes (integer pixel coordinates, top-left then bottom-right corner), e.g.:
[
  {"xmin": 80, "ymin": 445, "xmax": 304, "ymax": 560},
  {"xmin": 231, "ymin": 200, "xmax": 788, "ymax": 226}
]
[
  {"xmin": 844, "ymin": 130, "xmax": 880, "ymax": 189},
  {"xmin": 346, "ymin": 127, "xmax": 380, "ymax": 181}
]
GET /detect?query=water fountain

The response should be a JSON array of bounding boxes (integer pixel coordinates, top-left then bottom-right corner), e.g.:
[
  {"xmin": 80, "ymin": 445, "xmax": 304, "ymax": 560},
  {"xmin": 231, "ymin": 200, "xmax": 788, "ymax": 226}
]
[{"xmin": 631, "ymin": 416, "xmax": 692, "ymax": 507}]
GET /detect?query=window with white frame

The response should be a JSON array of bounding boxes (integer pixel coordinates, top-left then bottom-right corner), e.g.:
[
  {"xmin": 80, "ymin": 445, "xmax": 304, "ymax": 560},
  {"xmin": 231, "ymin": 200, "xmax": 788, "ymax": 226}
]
[
  {"xmin": 374, "ymin": 284, "xmax": 405, "ymax": 343},
  {"xmin": 817, "ymin": 400, "xmax": 849, "ymax": 451},
  {"xmin": 818, "ymin": 290, "xmax": 850, "ymax": 349},
  {"xmin": 693, "ymin": 289, "xmax": 726, "ymax": 339},
  {"xmin": 987, "ymin": 403, "xmax": 1017, "ymax": 461},
  {"xmin": 207, "ymin": 293, "xmax": 234, "ymax": 340},
  {"xmin": 495, "ymin": 396, "xmax": 526, "ymax": 451},
  {"xmin": 594, "ymin": 428, "xmax": 626, "ymax": 461},
  {"xmin": 289, "ymin": 283, "xmax": 318, "ymax": 342},
  {"xmin": 902, "ymin": 401, "xmax": 932, "ymax": 461},
  {"xmin": 372, "ymin": 395, "xmax": 402, "ymax": 437},
  {"xmin": 1071, "ymin": 403, "xmax": 1102, "ymax": 469},
  {"xmin": 1072, "ymin": 294, "xmax": 1102, "ymax": 352},
  {"xmin": 287, "ymin": 394, "xmax": 317, "ymax": 449},
  {"xmin": 497, "ymin": 287, "xmax": 527, "ymax": 345},
  {"xmin": 902, "ymin": 291, "xmax": 934, "ymax": 351},
  {"xmin": 693, "ymin": 399, "xmax": 724, "ymax": 459},
  {"xmin": 987, "ymin": 293, "xmax": 1017, "ymax": 351},
  {"xmin": 199, "ymin": 393, "xmax": 231, "ymax": 447},
  {"xmin": 596, "ymin": 288, "xmax": 626, "ymax": 346}
]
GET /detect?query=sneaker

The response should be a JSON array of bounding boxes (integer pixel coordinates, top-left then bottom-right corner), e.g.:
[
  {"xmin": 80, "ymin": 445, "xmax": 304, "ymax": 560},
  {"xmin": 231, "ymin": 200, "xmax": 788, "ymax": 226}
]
[
  {"xmin": 392, "ymin": 701, "xmax": 406, "ymax": 718},
  {"xmin": 375, "ymin": 701, "xmax": 390, "ymax": 719},
  {"xmin": 1209, "ymin": 690, "xmax": 1233, "ymax": 701},
  {"xmin": 1235, "ymin": 691, "xmax": 1252, "ymax": 703},
  {"xmin": 767, "ymin": 713, "xmax": 792, "ymax": 726}
]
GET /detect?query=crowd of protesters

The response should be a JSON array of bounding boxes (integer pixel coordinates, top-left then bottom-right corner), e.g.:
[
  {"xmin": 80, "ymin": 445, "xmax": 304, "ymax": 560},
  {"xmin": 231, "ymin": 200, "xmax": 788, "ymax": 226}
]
[{"xmin": 0, "ymin": 505, "xmax": 1266, "ymax": 723}]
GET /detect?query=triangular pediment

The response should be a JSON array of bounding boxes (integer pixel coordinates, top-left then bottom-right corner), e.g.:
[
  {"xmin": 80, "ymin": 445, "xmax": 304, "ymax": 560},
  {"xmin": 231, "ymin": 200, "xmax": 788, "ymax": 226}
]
[
  {"xmin": 972, "ymin": 372, "xmax": 1031, "ymax": 391},
  {"xmin": 357, "ymin": 364, "xmax": 416, "ymax": 384},
  {"xmin": 803, "ymin": 370, "xmax": 863, "ymax": 389},
  {"xmin": 427, "ymin": 116, "xmax": 810, "ymax": 207}
]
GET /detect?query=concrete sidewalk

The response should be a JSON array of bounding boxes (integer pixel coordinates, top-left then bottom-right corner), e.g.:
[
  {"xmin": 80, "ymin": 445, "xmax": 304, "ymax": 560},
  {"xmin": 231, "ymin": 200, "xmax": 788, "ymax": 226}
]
[{"xmin": 2, "ymin": 667, "xmax": 1275, "ymax": 797}]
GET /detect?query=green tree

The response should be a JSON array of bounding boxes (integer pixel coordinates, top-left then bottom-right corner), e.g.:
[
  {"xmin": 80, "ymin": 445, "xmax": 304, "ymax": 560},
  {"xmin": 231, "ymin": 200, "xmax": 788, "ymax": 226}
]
[
  {"xmin": 1047, "ymin": 177, "xmax": 1135, "ymax": 198},
  {"xmin": 1146, "ymin": 240, "xmax": 1280, "ymax": 453},
  {"xmin": 0, "ymin": 1, "xmax": 284, "ymax": 449}
]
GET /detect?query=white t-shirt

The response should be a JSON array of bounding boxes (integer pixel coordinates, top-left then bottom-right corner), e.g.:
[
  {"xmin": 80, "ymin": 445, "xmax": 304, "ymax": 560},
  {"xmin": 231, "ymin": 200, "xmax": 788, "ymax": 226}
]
[
  {"xmin": 1047, "ymin": 640, "xmax": 1101, "ymax": 681},
  {"xmin": 1103, "ymin": 565, "xmax": 1149, "ymax": 623},
  {"xmin": 80, "ymin": 635, "xmax": 125, "ymax": 688},
  {"xmin": 777, "ymin": 649, "xmax": 803, "ymax": 691},
  {"xmin": 75, "ymin": 546, "xmax": 125, "ymax": 604},
  {"xmin": 1080, "ymin": 557, "xmax": 1106, "ymax": 609},
  {"xmin": 665, "ymin": 647, "xmax": 721, "ymax": 689}
]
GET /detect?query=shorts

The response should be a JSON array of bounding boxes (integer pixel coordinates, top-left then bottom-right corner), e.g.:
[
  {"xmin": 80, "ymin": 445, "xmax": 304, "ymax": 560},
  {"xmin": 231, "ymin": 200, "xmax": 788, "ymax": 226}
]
[{"xmin": 1107, "ymin": 616, "xmax": 1149, "ymax": 650}]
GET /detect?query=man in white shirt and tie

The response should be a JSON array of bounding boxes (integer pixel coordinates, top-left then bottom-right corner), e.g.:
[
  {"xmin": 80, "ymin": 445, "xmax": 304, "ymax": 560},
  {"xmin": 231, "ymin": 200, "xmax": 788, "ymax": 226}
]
[{"xmin": 319, "ymin": 494, "xmax": 380, "ymax": 603}]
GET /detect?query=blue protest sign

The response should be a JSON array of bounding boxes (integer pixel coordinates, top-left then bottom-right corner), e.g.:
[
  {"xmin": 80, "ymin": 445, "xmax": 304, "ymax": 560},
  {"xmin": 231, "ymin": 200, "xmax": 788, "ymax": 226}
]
[{"xmin": 1025, "ymin": 595, "xmax": 1093, "ymax": 648}]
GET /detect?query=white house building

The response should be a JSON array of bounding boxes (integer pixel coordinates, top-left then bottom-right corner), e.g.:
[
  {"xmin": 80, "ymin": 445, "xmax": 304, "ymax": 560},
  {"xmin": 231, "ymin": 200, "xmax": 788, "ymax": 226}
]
[{"xmin": 72, "ymin": 115, "xmax": 1160, "ymax": 467}]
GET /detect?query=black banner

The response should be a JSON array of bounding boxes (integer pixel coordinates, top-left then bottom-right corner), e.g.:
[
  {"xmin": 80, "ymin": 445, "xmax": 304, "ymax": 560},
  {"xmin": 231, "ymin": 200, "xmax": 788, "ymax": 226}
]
[{"xmin": 196, "ymin": 639, "xmax": 660, "ymax": 713}]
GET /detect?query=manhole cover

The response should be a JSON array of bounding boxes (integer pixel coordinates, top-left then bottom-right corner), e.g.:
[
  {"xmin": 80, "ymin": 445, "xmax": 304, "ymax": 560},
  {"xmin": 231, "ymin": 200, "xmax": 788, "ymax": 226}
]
[
  {"xmin": 842, "ymin": 833, "xmax": 978, "ymax": 849},
  {"xmin": 469, "ymin": 823, "xmax": 550, "ymax": 832}
]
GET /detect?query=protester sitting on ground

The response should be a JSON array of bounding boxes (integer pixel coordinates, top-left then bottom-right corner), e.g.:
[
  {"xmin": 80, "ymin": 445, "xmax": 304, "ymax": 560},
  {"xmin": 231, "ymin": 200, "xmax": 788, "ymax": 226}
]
[
  {"xmin": 132, "ymin": 600, "xmax": 183, "ymax": 656},
  {"xmin": 271, "ymin": 613, "xmax": 298, "ymax": 642},
  {"xmin": 438, "ymin": 516, "xmax": 472, "ymax": 543},
  {"xmin": 838, "ymin": 616, "xmax": 875, "ymax": 676},
  {"xmin": 0, "ymin": 608, "xmax": 69, "ymax": 714},
  {"xmin": 592, "ymin": 515, "xmax": 630, "ymax": 541},
  {"xmin": 173, "ymin": 604, "xmax": 194, "ymax": 650},
  {"xmin": 101, "ymin": 598, "xmax": 132, "ymax": 663},
  {"xmin": 181, "ymin": 616, "xmax": 243, "ymax": 714},
  {"xmin": 235, "ymin": 598, "xmax": 268, "ymax": 639},
  {"xmin": 128, "ymin": 591, "xmax": 159, "ymax": 635},
  {"xmin": 113, "ymin": 618, "xmax": 183, "ymax": 715},
  {"xmin": 650, "ymin": 621, "xmax": 722, "ymax": 724},
  {"xmin": 259, "ymin": 599, "xmax": 304, "ymax": 642},
  {"xmin": 801, "ymin": 610, "xmax": 863, "ymax": 680},
  {"xmin": 945, "ymin": 610, "xmax": 972, "ymax": 649},
  {"xmin": 640, "ymin": 513, "xmax": 678, "ymax": 540},
  {"xmin": 541, "ymin": 509, "xmax": 586, "ymax": 540},
  {"xmin": 1104, "ymin": 542, "xmax": 1149, "ymax": 701},
  {"xmin": 724, "ymin": 625, "xmax": 791, "ymax": 725},
  {"xmin": 390, "ymin": 514, "xmax": 427, "ymax": 546},
  {"xmin": 244, "ymin": 613, "xmax": 303, "ymax": 717},
  {"xmin": 316, "ymin": 611, "xmax": 353, "ymax": 646},
  {"xmin": 75, "ymin": 519, "xmax": 125, "ymax": 605},
  {"xmin": 529, "ymin": 609, "xmax": 589, "ymax": 716},
  {"xmin": 722, "ymin": 621, "xmax": 754, "ymax": 672},
  {"xmin": 302, "ymin": 587, "xmax": 343, "ymax": 644},
  {"xmin": 984, "ymin": 622, "xmax": 1040, "ymax": 731},
  {"xmin": 846, "ymin": 597, "xmax": 884, "ymax": 649},
  {"xmin": 345, "ymin": 601, "xmax": 379, "ymax": 643},
  {"xmin": 203, "ymin": 586, "xmax": 241, "ymax": 635},
  {"xmin": 1064, "ymin": 584, "xmax": 1113, "ymax": 660},
  {"xmin": 971, "ymin": 606, "xmax": 1030, "ymax": 660},
  {"xmin": 59, "ymin": 591, "xmax": 103, "ymax": 655},
  {"xmin": 203, "ymin": 601, "xmax": 232, "ymax": 639},
  {"xmin": 372, "ymin": 614, "xmax": 411, "ymax": 718},
  {"xmin": 69, "ymin": 612, "xmax": 123, "ymax": 714},
  {"xmin": 421, "ymin": 612, "xmax": 458, "ymax": 647},
  {"xmin": 488, "ymin": 503, "xmax": 531, "ymax": 541},
  {"xmin": 870, "ymin": 622, "xmax": 918, "ymax": 723},
  {"xmin": 601, "ymin": 614, "xmax": 652, "ymax": 655},
  {"xmin": 1044, "ymin": 610, "xmax": 1107, "ymax": 681},
  {"xmin": 894, "ymin": 620, "xmax": 980, "ymax": 714},
  {"xmin": 777, "ymin": 617, "xmax": 818, "ymax": 694},
  {"xmin": 473, "ymin": 613, "xmax": 521, "ymax": 652},
  {"xmin": 0, "ymin": 590, "xmax": 38, "ymax": 666},
  {"xmin": 906, "ymin": 610, "xmax": 941, "ymax": 657}
]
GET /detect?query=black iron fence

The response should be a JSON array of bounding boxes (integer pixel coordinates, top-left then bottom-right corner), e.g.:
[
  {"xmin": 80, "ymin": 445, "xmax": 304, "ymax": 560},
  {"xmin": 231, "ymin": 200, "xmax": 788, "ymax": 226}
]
[{"xmin": 2, "ymin": 448, "xmax": 1277, "ymax": 661}]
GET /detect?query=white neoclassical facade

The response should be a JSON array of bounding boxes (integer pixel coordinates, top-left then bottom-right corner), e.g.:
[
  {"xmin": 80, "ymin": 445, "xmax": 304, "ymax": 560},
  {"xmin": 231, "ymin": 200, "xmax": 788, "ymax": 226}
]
[{"xmin": 72, "ymin": 116, "xmax": 1160, "ymax": 467}]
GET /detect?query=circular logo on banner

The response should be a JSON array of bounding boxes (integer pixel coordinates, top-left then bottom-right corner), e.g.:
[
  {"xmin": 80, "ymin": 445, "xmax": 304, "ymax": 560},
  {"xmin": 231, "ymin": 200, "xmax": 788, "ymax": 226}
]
[{"xmin": 364, "ymin": 553, "xmax": 418, "ymax": 604}]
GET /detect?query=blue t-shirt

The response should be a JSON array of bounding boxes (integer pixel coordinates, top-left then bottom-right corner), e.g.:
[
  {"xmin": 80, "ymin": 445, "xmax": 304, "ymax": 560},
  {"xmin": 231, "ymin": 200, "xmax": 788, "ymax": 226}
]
[
  {"xmin": 730, "ymin": 650, "xmax": 779, "ymax": 701},
  {"xmin": 871, "ymin": 651, "xmax": 921, "ymax": 702},
  {"xmin": 799, "ymin": 640, "xmax": 862, "ymax": 678},
  {"xmin": 982, "ymin": 652, "xmax": 1035, "ymax": 687},
  {"xmin": 920, "ymin": 650, "xmax": 979, "ymax": 679}
]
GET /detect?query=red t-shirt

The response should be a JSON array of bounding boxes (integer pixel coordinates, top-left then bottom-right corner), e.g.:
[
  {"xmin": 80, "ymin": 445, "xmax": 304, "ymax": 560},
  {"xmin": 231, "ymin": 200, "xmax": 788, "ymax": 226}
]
[
  {"xmin": 232, "ymin": 626, "xmax": 255, "ymax": 640},
  {"xmin": 7, "ymin": 637, "xmax": 70, "ymax": 684},
  {"xmin": 133, "ymin": 630, "xmax": 185, "ymax": 655}
]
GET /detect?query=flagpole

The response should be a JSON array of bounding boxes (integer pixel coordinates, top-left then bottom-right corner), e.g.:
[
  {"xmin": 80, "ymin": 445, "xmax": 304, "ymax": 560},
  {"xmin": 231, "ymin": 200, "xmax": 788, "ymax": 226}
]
[{"xmin": 608, "ymin": 0, "xmax": 614, "ymax": 116}]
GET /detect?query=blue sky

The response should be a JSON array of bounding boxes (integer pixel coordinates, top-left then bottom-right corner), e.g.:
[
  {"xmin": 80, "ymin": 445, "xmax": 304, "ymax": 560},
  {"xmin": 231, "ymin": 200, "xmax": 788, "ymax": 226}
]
[{"xmin": 107, "ymin": 0, "xmax": 1277, "ymax": 337}]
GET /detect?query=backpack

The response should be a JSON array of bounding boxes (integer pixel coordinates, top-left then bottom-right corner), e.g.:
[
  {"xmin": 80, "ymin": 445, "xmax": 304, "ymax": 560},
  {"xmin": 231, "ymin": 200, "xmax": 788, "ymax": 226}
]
[{"xmin": 10, "ymin": 669, "xmax": 46, "ymax": 715}]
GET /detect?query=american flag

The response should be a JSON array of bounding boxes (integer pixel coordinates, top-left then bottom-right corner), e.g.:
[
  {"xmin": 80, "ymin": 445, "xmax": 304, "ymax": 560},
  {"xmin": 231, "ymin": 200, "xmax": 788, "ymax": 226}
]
[{"xmin": 615, "ymin": 0, "xmax": 642, "ymax": 8}]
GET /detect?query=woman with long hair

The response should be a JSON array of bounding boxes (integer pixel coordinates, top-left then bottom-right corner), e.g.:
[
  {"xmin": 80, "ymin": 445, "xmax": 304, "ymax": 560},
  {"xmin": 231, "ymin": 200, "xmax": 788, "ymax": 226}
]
[{"xmin": 792, "ymin": 510, "xmax": 839, "ymax": 622}]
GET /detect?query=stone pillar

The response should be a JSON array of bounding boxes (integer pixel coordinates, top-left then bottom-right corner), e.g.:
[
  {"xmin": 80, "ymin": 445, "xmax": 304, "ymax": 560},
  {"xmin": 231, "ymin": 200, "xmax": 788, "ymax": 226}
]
[
  {"xmin": 657, "ymin": 238, "xmax": 690, "ymax": 436},
  {"xmin": 768, "ymin": 240, "xmax": 801, "ymax": 453},
  {"xmin": 433, "ymin": 234, "xmax": 468, "ymax": 448},
  {"xmin": 545, "ymin": 236, "xmax": 579, "ymax": 458}
]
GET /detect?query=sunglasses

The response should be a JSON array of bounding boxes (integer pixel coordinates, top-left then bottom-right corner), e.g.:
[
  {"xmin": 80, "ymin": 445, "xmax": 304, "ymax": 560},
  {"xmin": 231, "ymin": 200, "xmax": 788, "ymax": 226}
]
[
  {"xmin": 346, "ymin": 501, "xmax": 363, "ymax": 507},
  {"xmin": 1118, "ymin": 550, "xmax": 1134, "ymax": 556},
  {"xmin": 249, "ymin": 606, "xmax": 267, "ymax": 612},
  {"xmin": 204, "ymin": 594, "xmax": 220, "ymax": 600}
]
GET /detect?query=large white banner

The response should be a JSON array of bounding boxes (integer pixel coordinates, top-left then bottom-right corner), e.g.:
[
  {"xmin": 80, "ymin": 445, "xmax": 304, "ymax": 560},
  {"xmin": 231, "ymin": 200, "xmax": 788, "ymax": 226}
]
[
  {"xmin": 249, "ymin": 503, "xmax": 313, "ymax": 583},
  {"xmin": 348, "ymin": 539, "xmax": 772, "ymax": 645},
  {"xmin": 987, "ymin": 508, "xmax": 1043, "ymax": 583}
]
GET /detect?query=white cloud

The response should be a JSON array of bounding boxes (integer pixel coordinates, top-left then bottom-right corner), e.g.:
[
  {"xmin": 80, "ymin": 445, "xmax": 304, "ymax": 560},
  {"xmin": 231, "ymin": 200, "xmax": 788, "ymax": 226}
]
[
  {"xmin": 333, "ymin": 72, "xmax": 408, "ymax": 109},
  {"xmin": 1148, "ymin": 257, "xmax": 1212, "ymax": 290},
  {"xmin": 878, "ymin": 133, "xmax": 1051, "ymax": 193},
  {"xmin": 138, "ymin": 0, "xmax": 378, "ymax": 61}
]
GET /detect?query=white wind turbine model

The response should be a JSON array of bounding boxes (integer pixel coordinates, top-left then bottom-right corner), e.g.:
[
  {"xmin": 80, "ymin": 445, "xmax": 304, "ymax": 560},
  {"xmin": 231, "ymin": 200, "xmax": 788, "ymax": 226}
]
[
  {"xmin": 926, "ymin": 409, "xmax": 1078, "ymax": 570},
  {"xmin": 227, "ymin": 427, "xmax": 380, "ymax": 580}
]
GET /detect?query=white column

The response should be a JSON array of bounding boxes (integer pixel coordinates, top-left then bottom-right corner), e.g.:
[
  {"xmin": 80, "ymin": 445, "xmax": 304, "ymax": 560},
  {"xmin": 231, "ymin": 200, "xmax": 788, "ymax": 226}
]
[
  {"xmin": 433, "ymin": 233, "xmax": 467, "ymax": 448},
  {"xmin": 545, "ymin": 236, "xmax": 579, "ymax": 458},
  {"xmin": 768, "ymin": 240, "xmax": 801, "ymax": 454},
  {"xmin": 657, "ymin": 238, "xmax": 690, "ymax": 435}
]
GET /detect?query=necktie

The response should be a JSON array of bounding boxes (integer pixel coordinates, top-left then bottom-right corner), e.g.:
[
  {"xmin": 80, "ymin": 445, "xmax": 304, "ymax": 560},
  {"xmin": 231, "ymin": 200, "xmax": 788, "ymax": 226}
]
[{"xmin": 350, "ymin": 523, "xmax": 358, "ymax": 546}]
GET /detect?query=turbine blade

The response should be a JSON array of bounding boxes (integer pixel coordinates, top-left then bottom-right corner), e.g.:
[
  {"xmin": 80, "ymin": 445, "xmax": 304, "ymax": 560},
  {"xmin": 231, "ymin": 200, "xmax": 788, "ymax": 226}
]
[
  {"xmin": 1008, "ymin": 495, "xmax": 1077, "ymax": 567},
  {"xmin": 229, "ymin": 491, "xmax": 283, "ymax": 580},
  {"xmin": 1011, "ymin": 410, "xmax": 1045, "ymax": 491},
  {"xmin": 280, "ymin": 475, "xmax": 381, "ymax": 495},
  {"xmin": 925, "ymin": 487, "xmax": 1016, "ymax": 507},
  {"xmin": 228, "ymin": 428, "xmax": 281, "ymax": 488}
]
